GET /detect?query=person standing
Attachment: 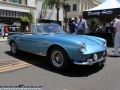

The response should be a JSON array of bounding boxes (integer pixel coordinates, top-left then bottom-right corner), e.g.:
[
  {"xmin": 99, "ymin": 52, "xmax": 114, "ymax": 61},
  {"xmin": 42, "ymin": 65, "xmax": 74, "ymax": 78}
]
[
  {"xmin": 112, "ymin": 16, "xmax": 120, "ymax": 56},
  {"xmin": 4, "ymin": 26, "xmax": 8, "ymax": 37},
  {"xmin": 77, "ymin": 15, "xmax": 88, "ymax": 35},
  {"xmin": 68, "ymin": 18, "xmax": 77, "ymax": 34},
  {"xmin": 89, "ymin": 21, "xmax": 95, "ymax": 33},
  {"xmin": 1, "ymin": 26, "xmax": 5, "ymax": 38},
  {"xmin": 24, "ymin": 25, "xmax": 29, "ymax": 32}
]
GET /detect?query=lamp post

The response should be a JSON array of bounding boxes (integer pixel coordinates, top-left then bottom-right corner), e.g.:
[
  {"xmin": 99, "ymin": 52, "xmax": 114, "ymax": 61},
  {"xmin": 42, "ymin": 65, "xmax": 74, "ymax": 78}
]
[
  {"xmin": 64, "ymin": 0, "xmax": 69, "ymax": 32},
  {"xmin": 55, "ymin": 0, "xmax": 60, "ymax": 22}
]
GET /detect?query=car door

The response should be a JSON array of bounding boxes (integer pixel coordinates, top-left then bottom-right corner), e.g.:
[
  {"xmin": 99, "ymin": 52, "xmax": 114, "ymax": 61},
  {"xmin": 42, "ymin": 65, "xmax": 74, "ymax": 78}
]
[
  {"xmin": 35, "ymin": 35, "xmax": 50, "ymax": 56},
  {"xmin": 18, "ymin": 34, "xmax": 37, "ymax": 53}
]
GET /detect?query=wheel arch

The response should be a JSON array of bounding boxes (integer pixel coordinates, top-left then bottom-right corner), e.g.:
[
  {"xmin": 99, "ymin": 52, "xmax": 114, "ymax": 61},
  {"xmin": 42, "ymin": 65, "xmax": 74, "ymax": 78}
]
[
  {"xmin": 10, "ymin": 40, "xmax": 16, "ymax": 46},
  {"xmin": 46, "ymin": 44, "xmax": 69, "ymax": 58}
]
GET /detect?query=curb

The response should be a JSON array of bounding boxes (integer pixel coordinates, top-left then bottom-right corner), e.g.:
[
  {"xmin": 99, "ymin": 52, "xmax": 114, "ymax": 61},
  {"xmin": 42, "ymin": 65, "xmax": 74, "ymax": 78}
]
[
  {"xmin": 0, "ymin": 40, "xmax": 7, "ymax": 42},
  {"xmin": 0, "ymin": 38, "xmax": 7, "ymax": 42}
]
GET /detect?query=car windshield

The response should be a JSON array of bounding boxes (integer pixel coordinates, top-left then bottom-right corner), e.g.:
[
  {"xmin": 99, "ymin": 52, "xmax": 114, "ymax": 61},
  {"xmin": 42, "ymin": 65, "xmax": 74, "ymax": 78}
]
[{"xmin": 36, "ymin": 24, "xmax": 66, "ymax": 35}]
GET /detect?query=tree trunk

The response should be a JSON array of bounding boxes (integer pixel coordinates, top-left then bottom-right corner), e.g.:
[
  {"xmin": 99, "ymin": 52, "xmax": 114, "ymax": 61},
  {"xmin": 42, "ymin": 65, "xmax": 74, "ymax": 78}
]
[
  {"xmin": 65, "ymin": 7, "xmax": 67, "ymax": 32},
  {"xmin": 28, "ymin": 23, "xmax": 33, "ymax": 32},
  {"xmin": 57, "ymin": 9, "xmax": 59, "ymax": 22}
]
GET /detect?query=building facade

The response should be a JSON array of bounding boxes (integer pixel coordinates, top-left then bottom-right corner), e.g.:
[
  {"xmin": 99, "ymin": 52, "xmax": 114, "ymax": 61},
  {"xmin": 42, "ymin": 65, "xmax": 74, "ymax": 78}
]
[
  {"xmin": 0, "ymin": 0, "xmax": 36, "ymax": 32},
  {"xmin": 66, "ymin": 0, "xmax": 101, "ymax": 23}
]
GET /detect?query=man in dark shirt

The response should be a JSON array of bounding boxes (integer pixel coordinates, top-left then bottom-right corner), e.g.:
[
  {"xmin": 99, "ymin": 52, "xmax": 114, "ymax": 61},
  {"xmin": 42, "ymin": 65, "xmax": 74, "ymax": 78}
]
[{"xmin": 68, "ymin": 18, "xmax": 77, "ymax": 34}]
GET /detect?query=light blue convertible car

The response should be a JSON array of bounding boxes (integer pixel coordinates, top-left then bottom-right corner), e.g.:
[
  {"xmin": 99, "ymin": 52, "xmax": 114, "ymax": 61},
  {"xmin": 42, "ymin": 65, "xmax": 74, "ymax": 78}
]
[{"xmin": 8, "ymin": 23, "xmax": 108, "ymax": 70}]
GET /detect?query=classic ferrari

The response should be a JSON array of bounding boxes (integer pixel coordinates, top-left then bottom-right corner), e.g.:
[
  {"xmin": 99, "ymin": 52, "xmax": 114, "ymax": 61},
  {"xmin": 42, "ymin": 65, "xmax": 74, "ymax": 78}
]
[{"xmin": 8, "ymin": 23, "xmax": 108, "ymax": 70}]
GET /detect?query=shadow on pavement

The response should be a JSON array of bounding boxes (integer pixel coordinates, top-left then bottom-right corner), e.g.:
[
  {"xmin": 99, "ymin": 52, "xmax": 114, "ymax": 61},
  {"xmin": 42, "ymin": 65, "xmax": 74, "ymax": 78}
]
[{"xmin": 5, "ymin": 51, "xmax": 104, "ymax": 77}]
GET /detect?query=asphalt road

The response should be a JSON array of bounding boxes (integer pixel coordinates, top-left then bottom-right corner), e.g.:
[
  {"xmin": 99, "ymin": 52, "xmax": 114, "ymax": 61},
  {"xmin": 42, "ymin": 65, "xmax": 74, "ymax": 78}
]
[{"xmin": 0, "ymin": 42, "xmax": 120, "ymax": 90}]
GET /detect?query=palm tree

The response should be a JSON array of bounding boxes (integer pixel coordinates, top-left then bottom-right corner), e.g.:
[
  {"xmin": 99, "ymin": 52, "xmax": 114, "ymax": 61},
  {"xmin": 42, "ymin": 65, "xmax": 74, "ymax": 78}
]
[{"xmin": 41, "ymin": 0, "xmax": 69, "ymax": 22}]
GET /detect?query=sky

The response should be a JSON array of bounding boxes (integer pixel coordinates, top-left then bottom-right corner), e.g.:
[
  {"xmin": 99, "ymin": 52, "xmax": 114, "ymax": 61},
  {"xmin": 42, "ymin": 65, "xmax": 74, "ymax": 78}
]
[{"xmin": 101, "ymin": 0, "xmax": 120, "ymax": 3}]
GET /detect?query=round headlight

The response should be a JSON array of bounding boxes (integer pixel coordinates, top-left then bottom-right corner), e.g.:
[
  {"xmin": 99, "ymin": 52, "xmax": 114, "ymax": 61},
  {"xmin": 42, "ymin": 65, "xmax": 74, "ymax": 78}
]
[
  {"xmin": 93, "ymin": 54, "xmax": 98, "ymax": 60},
  {"xmin": 79, "ymin": 43, "xmax": 86, "ymax": 52}
]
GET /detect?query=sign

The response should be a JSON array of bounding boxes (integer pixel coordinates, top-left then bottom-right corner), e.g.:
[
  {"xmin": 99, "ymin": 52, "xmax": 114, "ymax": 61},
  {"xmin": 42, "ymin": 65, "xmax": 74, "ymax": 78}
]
[{"xmin": 83, "ymin": 8, "xmax": 120, "ymax": 19}]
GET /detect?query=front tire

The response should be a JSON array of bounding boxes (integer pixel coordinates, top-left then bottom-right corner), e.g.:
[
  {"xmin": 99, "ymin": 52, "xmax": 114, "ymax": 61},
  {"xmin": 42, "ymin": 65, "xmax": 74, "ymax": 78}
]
[
  {"xmin": 49, "ymin": 47, "xmax": 72, "ymax": 71},
  {"xmin": 11, "ymin": 41, "xmax": 19, "ymax": 55}
]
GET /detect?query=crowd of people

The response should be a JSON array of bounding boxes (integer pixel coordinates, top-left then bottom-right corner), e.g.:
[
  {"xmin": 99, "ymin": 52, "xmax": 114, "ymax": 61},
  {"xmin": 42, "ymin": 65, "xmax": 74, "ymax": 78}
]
[
  {"xmin": 67, "ymin": 14, "xmax": 114, "ymax": 35},
  {"xmin": 68, "ymin": 15, "xmax": 88, "ymax": 35},
  {"xmin": 0, "ymin": 25, "xmax": 29, "ymax": 38},
  {"xmin": 67, "ymin": 14, "xmax": 120, "ymax": 56}
]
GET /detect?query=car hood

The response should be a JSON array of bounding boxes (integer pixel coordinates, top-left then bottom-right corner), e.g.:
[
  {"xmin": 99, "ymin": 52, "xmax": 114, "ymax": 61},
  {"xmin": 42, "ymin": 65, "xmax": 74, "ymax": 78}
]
[{"xmin": 52, "ymin": 34, "xmax": 104, "ymax": 45}]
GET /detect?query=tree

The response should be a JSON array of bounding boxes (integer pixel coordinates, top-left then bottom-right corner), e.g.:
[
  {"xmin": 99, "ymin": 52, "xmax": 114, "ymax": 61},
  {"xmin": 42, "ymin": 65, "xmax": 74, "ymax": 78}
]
[
  {"xmin": 20, "ymin": 9, "xmax": 34, "ymax": 24},
  {"xmin": 20, "ymin": 9, "xmax": 34, "ymax": 32},
  {"xmin": 89, "ymin": 18, "xmax": 101, "ymax": 25},
  {"xmin": 41, "ymin": 0, "xmax": 69, "ymax": 22}
]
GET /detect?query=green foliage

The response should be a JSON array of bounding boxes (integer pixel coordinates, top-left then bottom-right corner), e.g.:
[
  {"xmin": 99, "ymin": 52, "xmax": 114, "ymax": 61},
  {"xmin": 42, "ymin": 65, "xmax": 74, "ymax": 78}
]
[
  {"xmin": 20, "ymin": 16, "xmax": 29, "ymax": 23},
  {"xmin": 42, "ymin": 0, "xmax": 56, "ymax": 10},
  {"xmin": 42, "ymin": 0, "xmax": 69, "ymax": 9},
  {"xmin": 20, "ymin": 9, "xmax": 34, "ymax": 24},
  {"xmin": 29, "ymin": 9, "xmax": 34, "ymax": 24},
  {"xmin": 89, "ymin": 18, "xmax": 100, "ymax": 25}
]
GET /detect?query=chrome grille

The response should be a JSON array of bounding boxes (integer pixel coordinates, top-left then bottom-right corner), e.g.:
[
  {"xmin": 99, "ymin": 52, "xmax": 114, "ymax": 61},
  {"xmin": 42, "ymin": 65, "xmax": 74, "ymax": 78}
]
[
  {"xmin": 96, "ymin": 51, "xmax": 104, "ymax": 59},
  {"xmin": 90, "ymin": 51, "xmax": 105, "ymax": 60}
]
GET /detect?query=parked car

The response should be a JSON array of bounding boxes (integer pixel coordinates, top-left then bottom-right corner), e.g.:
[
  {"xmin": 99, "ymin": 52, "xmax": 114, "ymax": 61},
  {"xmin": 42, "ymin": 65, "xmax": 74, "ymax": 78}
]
[{"xmin": 8, "ymin": 23, "xmax": 108, "ymax": 71}]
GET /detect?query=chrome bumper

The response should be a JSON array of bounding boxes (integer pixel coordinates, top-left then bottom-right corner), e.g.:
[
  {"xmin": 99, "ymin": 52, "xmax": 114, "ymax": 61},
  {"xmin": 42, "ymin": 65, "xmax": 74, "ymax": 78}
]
[{"xmin": 73, "ymin": 56, "xmax": 107, "ymax": 65}]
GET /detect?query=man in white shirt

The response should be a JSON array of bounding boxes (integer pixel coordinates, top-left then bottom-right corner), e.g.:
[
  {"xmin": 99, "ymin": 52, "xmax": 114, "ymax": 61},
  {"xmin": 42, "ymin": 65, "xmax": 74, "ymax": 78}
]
[
  {"xmin": 112, "ymin": 16, "xmax": 120, "ymax": 56},
  {"xmin": 77, "ymin": 15, "xmax": 88, "ymax": 34}
]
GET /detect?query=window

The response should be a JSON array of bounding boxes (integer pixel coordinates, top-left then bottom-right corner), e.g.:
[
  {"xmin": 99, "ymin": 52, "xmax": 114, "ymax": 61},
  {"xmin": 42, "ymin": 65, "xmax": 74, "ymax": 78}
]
[
  {"xmin": 67, "ymin": 5, "xmax": 71, "ymax": 12},
  {"xmin": 73, "ymin": 4, "xmax": 77, "ymax": 11},
  {"xmin": 9, "ymin": 0, "xmax": 21, "ymax": 4},
  {"xmin": 0, "ymin": 10, "xmax": 3, "ymax": 17},
  {"xmin": 10, "ymin": 11, "xmax": 12, "ymax": 17},
  {"xmin": 0, "ymin": 0, "xmax": 6, "ymax": 1},
  {"xmin": 16, "ymin": 12, "xmax": 18, "ymax": 18},
  {"xmin": 12, "ymin": 11, "xmax": 16, "ymax": 17},
  {"xmin": 81, "ymin": 4, "xmax": 83, "ymax": 11},
  {"xmin": 24, "ymin": 0, "xmax": 27, "ymax": 5},
  {"xmin": 6, "ymin": 11, "xmax": 10, "ymax": 17},
  {"xmin": 3, "ymin": 10, "xmax": 7, "ymax": 17}
]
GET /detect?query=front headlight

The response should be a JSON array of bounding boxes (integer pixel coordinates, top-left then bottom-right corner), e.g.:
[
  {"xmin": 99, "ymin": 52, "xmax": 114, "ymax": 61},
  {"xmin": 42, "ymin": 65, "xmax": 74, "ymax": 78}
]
[{"xmin": 79, "ymin": 43, "xmax": 86, "ymax": 53}]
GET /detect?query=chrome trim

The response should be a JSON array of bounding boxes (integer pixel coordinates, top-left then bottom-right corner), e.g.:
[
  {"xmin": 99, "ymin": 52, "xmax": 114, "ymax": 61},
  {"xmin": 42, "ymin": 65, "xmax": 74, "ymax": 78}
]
[{"xmin": 73, "ymin": 56, "xmax": 107, "ymax": 65}]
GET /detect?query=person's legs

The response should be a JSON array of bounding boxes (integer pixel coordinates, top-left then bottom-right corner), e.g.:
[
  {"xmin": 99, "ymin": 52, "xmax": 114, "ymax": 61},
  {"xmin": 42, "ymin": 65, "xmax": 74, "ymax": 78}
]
[
  {"xmin": 113, "ymin": 32, "xmax": 120, "ymax": 55},
  {"xmin": 114, "ymin": 43, "xmax": 119, "ymax": 55}
]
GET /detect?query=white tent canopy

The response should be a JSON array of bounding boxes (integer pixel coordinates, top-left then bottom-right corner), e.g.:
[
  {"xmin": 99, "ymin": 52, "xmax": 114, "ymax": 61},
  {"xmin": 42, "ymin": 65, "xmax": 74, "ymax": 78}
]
[
  {"xmin": 83, "ymin": 0, "xmax": 120, "ymax": 19},
  {"xmin": 86, "ymin": 0, "xmax": 120, "ymax": 11}
]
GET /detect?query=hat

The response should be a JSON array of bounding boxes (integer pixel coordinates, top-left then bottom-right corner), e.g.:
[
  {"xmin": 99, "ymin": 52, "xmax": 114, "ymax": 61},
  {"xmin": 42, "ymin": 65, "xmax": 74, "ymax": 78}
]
[{"xmin": 71, "ymin": 17, "xmax": 75, "ymax": 21}]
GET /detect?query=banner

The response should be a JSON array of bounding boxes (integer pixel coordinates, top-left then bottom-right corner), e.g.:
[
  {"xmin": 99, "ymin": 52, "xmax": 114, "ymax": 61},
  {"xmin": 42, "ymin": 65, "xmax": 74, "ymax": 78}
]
[{"xmin": 83, "ymin": 8, "xmax": 120, "ymax": 19}]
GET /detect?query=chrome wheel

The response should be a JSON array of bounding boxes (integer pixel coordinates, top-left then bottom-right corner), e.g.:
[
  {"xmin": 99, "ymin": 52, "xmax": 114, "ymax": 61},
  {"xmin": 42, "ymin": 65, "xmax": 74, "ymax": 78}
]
[
  {"xmin": 51, "ymin": 51, "xmax": 64, "ymax": 67},
  {"xmin": 49, "ymin": 47, "xmax": 72, "ymax": 71}
]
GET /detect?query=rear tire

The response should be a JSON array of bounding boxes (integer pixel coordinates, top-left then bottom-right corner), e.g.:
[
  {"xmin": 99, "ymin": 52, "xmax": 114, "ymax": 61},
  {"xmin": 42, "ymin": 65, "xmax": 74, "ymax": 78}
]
[
  {"xmin": 10, "ymin": 41, "xmax": 19, "ymax": 55},
  {"xmin": 49, "ymin": 47, "xmax": 72, "ymax": 71}
]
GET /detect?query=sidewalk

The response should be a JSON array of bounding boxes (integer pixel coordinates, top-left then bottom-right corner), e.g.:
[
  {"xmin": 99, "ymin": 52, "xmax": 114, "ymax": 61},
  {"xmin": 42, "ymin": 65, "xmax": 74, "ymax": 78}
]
[{"xmin": 0, "ymin": 37, "xmax": 7, "ymax": 42}]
